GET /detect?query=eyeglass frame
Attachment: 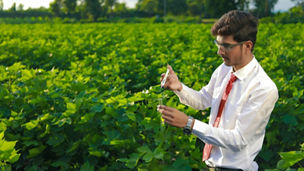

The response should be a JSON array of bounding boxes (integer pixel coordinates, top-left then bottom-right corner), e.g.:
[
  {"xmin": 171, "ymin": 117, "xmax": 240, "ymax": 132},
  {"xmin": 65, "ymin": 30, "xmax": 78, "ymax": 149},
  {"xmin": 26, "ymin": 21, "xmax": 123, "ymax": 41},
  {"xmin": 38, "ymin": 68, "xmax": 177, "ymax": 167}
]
[{"xmin": 214, "ymin": 39, "xmax": 246, "ymax": 52}]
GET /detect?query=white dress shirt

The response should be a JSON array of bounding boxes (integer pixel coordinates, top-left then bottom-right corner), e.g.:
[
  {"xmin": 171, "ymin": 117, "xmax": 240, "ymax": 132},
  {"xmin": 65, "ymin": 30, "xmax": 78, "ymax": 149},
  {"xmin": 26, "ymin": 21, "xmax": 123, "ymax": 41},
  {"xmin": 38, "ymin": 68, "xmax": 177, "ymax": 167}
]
[{"xmin": 175, "ymin": 57, "xmax": 278, "ymax": 171}]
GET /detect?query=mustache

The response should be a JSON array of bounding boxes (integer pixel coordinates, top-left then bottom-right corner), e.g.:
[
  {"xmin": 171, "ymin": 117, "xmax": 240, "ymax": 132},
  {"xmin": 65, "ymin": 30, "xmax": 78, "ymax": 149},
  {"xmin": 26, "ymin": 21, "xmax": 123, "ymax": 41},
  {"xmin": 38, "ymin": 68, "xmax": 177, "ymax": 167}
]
[{"xmin": 221, "ymin": 55, "xmax": 228, "ymax": 59}]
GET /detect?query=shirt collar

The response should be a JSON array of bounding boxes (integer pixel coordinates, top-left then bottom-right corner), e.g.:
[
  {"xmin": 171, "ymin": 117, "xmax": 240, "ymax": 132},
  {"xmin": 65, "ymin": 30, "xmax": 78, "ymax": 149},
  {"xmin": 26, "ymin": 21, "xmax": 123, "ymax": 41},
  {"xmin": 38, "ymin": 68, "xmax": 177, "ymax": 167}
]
[{"xmin": 233, "ymin": 56, "xmax": 257, "ymax": 81}]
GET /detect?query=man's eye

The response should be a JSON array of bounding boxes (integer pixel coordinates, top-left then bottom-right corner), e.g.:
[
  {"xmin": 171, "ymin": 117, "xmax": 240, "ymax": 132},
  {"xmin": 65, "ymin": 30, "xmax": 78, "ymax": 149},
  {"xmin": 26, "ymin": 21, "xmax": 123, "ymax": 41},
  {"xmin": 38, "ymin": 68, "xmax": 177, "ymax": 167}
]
[{"xmin": 222, "ymin": 44, "xmax": 231, "ymax": 48}]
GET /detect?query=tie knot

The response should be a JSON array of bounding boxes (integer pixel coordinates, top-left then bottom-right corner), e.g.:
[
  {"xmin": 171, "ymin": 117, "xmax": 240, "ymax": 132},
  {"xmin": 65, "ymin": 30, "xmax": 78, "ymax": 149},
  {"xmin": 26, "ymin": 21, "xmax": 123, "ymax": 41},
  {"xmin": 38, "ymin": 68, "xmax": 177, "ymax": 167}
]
[{"xmin": 230, "ymin": 73, "xmax": 237, "ymax": 82}]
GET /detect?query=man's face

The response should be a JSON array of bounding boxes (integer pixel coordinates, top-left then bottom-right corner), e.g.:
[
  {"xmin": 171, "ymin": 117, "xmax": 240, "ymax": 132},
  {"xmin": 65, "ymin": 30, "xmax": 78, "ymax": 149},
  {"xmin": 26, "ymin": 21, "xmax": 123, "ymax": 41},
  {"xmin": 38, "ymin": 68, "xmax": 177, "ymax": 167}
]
[{"xmin": 215, "ymin": 35, "xmax": 247, "ymax": 70}]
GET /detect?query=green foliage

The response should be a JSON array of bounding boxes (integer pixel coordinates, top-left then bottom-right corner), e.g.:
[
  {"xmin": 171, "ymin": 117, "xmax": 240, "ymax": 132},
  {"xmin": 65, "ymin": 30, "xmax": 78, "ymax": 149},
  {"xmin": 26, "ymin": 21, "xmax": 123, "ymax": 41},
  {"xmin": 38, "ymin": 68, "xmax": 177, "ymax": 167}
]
[
  {"xmin": 0, "ymin": 123, "xmax": 20, "ymax": 169},
  {"xmin": 254, "ymin": 23, "xmax": 304, "ymax": 169},
  {"xmin": 273, "ymin": 143, "xmax": 304, "ymax": 170},
  {"xmin": 203, "ymin": 0, "xmax": 239, "ymax": 18},
  {"xmin": 0, "ymin": 23, "xmax": 303, "ymax": 170},
  {"xmin": 252, "ymin": 0, "xmax": 278, "ymax": 17},
  {"xmin": 261, "ymin": 5, "xmax": 304, "ymax": 24},
  {"xmin": 277, "ymin": 151, "xmax": 304, "ymax": 169}
]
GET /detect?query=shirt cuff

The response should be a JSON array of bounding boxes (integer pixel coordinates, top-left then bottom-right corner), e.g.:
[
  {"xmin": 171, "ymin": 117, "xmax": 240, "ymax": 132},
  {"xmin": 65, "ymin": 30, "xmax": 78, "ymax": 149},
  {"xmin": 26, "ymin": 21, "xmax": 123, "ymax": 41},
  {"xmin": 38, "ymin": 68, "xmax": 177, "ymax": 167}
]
[
  {"xmin": 174, "ymin": 83, "xmax": 189, "ymax": 98},
  {"xmin": 192, "ymin": 119, "xmax": 210, "ymax": 140}
]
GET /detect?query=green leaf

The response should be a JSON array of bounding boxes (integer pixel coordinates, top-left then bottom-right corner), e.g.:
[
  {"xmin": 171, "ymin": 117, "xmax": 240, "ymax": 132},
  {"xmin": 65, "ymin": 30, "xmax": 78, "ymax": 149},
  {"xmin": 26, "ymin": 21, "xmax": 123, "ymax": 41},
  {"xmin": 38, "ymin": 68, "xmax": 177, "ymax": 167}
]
[
  {"xmin": 28, "ymin": 145, "xmax": 46, "ymax": 158},
  {"xmin": 21, "ymin": 70, "xmax": 34, "ymax": 81},
  {"xmin": 67, "ymin": 141, "xmax": 81, "ymax": 153},
  {"xmin": 80, "ymin": 161, "xmax": 94, "ymax": 171},
  {"xmin": 8, "ymin": 150, "xmax": 21, "ymax": 163},
  {"xmin": 125, "ymin": 153, "xmax": 141, "ymax": 169},
  {"xmin": 80, "ymin": 113, "xmax": 95, "ymax": 123},
  {"xmin": 23, "ymin": 120, "xmax": 39, "ymax": 130},
  {"xmin": 89, "ymin": 150, "xmax": 103, "ymax": 157},
  {"xmin": 137, "ymin": 145, "xmax": 150, "ymax": 154},
  {"xmin": 23, "ymin": 140, "xmax": 39, "ymax": 147},
  {"xmin": 46, "ymin": 135, "xmax": 65, "ymax": 146},
  {"xmin": 55, "ymin": 117, "xmax": 72, "ymax": 127},
  {"xmin": 0, "ymin": 131, "xmax": 20, "ymax": 164},
  {"xmin": 153, "ymin": 147, "xmax": 164, "ymax": 160},
  {"xmin": 277, "ymin": 151, "xmax": 304, "ymax": 169},
  {"xmin": 91, "ymin": 104, "xmax": 104, "ymax": 113},
  {"xmin": 126, "ymin": 112, "xmax": 136, "ymax": 121},
  {"xmin": 282, "ymin": 114, "xmax": 298, "ymax": 126},
  {"xmin": 0, "ymin": 132, "xmax": 4, "ymax": 140},
  {"xmin": 169, "ymin": 157, "xmax": 191, "ymax": 171},
  {"xmin": 51, "ymin": 160, "xmax": 69, "ymax": 168},
  {"xmin": 63, "ymin": 103, "xmax": 77, "ymax": 116},
  {"xmin": 0, "ymin": 140, "xmax": 17, "ymax": 152},
  {"xmin": 260, "ymin": 149, "xmax": 274, "ymax": 162},
  {"xmin": 142, "ymin": 151, "xmax": 153, "ymax": 162},
  {"xmin": 109, "ymin": 139, "xmax": 130, "ymax": 146},
  {"xmin": 0, "ymin": 122, "xmax": 6, "ymax": 132}
]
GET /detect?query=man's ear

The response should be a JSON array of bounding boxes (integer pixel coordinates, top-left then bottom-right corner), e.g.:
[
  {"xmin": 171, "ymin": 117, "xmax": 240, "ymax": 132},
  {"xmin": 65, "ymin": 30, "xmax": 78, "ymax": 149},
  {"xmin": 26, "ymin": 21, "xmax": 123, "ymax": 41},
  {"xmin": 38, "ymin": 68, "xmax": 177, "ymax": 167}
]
[{"xmin": 245, "ymin": 41, "xmax": 253, "ymax": 51}]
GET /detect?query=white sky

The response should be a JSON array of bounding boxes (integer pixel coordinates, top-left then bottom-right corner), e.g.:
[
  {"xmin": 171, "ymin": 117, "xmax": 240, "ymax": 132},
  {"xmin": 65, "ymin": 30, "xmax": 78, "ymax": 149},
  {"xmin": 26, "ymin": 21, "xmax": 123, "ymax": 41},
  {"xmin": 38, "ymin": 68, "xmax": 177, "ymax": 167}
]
[{"xmin": 2, "ymin": 0, "xmax": 296, "ymax": 12}]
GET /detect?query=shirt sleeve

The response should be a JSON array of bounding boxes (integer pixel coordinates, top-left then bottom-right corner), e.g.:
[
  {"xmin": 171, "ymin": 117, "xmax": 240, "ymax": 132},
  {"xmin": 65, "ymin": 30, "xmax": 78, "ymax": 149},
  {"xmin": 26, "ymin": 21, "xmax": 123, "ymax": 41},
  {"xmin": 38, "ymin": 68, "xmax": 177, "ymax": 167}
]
[
  {"xmin": 192, "ymin": 86, "xmax": 279, "ymax": 151},
  {"xmin": 174, "ymin": 69, "xmax": 218, "ymax": 110}
]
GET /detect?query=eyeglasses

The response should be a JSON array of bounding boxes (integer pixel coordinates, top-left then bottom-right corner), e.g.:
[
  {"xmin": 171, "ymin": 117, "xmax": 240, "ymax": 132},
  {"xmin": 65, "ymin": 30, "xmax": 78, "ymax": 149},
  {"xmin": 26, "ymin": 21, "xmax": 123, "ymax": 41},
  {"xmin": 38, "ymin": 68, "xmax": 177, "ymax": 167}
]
[{"xmin": 214, "ymin": 40, "xmax": 245, "ymax": 52}]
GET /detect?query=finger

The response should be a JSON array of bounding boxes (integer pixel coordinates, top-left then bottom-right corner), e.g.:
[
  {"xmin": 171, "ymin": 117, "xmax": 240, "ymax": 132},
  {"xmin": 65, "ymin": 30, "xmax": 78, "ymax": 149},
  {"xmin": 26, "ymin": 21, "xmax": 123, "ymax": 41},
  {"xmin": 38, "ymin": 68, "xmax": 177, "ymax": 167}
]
[
  {"xmin": 158, "ymin": 106, "xmax": 171, "ymax": 115},
  {"xmin": 165, "ymin": 75, "xmax": 172, "ymax": 84},
  {"xmin": 162, "ymin": 115, "xmax": 173, "ymax": 122},
  {"xmin": 162, "ymin": 105, "xmax": 175, "ymax": 112},
  {"xmin": 158, "ymin": 105, "xmax": 165, "ymax": 109},
  {"xmin": 164, "ymin": 119, "xmax": 172, "ymax": 125},
  {"xmin": 158, "ymin": 105, "xmax": 172, "ymax": 111},
  {"xmin": 167, "ymin": 64, "xmax": 174, "ymax": 74},
  {"xmin": 161, "ymin": 109, "xmax": 174, "ymax": 118},
  {"xmin": 157, "ymin": 105, "xmax": 164, "ymax": 113},
  {"xmin": 163, "ymin": 80, "xmax": 170, "ymax": 89},
  {"xmin": 157, "ymin": 108, "xmax": 164, "ymax": 113},
  {"xmin": 158, "ymin": 105, "xmax": 173, "ymax": 112},
  {"xmin": 160, "ymin": 73, "xmax": 165, "ymax": 81}
]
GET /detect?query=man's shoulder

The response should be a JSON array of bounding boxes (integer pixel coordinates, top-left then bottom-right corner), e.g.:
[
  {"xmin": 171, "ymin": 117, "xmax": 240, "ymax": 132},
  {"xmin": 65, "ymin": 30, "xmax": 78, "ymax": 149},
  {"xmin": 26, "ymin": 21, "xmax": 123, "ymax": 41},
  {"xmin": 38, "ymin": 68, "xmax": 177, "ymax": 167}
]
[
  {"xmin": 254, "ymin": 63, "xmax": 278, "ymax": 95},
  {"xmin": 213, "ymin": 63, "xmax": 231, "ymax": 76}
]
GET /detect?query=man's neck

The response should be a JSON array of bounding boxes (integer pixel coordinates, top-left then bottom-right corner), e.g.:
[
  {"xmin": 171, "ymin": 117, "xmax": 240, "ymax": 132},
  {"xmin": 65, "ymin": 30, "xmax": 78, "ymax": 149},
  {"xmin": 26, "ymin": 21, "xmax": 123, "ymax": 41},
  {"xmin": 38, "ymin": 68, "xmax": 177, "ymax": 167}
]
[{"xmin": 233, "ymin": 53, "xmax": 254, "ymax": 71}]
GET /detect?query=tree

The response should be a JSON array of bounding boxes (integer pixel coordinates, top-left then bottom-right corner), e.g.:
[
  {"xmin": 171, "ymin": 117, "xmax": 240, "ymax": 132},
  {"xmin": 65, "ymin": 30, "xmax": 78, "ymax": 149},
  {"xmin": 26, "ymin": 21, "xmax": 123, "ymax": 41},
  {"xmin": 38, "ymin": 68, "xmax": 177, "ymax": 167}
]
[
  {"xmin": 114, "ymin": 2, "xmax": 127, "ymax": 16},
  {"xmin": 0, "ymin": 0, "xmax": 3, "ymax": 11},
  {"xmin": 17, "ymin": 3, "xmax": 24, "ymax": 11},
  {"xmin": 63, "ymin": 0, "xmax": 77, "ymax": 16},
  {"xmin": 166, "ymin": 0, "xmax": 187, "ymax": 15},
  {"xmin": 50, "ymin": 0, "xmax": 63, "ymax": 17},
  {"xmin": 291, "ymin": 0, "xmax": 304, "ymax": 5},
  {"xmin": 137, "ymin": 0, "xmax": 159, "ymax": 15},
  {"xmin": 253, "ymin": 0, "xmax": 278, "ymax": 17},
  {"xmin": 187, "ymin": 0, "xmax": 204, "ymax": 16},
  {"xmin": 236, "ymin": 0, "xmax": 250, "ymax": 11},
  {"xmin": 9, "ymin": 2, "xmax": 16, "ymax": 12},
  {"xmin": 84, "ymin": 0, "xmax": 102, "ymax": 21},
  {"xmin": 203, "ymin": 0, "xmax": 238, "ymax": 18},
  {"xmin": 105, "ymin": 0, "xmax": 116, "ymax": 15},
  {"xmin": 138, "ymin": 0, "xmax": 194, "ymax": 16}
]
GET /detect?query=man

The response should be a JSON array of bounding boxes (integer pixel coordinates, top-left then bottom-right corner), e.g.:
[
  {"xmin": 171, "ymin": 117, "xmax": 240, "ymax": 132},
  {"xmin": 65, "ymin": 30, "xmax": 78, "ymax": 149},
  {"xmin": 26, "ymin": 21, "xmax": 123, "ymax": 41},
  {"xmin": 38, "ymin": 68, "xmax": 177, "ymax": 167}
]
[{"xmin": 157, "ymin": 10, "xmax": 278, "ymax": 171}]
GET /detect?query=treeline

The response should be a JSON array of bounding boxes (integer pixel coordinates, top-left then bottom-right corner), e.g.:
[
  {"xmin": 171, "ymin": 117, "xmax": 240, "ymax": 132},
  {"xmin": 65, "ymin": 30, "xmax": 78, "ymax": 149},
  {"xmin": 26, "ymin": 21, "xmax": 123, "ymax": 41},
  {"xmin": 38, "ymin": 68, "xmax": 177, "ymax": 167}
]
[
  {"xmin": 261, "ymin": 3, "xmax": 304, "ymax": 24},
  {"xmin": 0, "ymin": 0, "xmax": 303, "ymax": 22}
]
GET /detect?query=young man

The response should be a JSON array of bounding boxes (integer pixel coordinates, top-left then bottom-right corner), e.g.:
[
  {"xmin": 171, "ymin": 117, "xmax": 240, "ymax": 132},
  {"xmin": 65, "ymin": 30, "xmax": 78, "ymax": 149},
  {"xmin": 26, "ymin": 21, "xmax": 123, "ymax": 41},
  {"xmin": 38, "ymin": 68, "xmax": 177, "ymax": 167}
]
[{"xmin": 157, "ymin": 10, "xmax": 278, "ymax": 171}]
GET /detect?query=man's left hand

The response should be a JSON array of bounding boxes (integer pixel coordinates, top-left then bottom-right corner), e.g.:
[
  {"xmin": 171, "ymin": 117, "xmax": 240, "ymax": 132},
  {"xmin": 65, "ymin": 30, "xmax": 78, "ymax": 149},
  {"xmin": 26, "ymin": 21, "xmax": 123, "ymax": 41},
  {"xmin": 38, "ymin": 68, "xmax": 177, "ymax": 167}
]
[{"xmin": 157, "ymin": 105, "xmax": 188, "ymax": 128}]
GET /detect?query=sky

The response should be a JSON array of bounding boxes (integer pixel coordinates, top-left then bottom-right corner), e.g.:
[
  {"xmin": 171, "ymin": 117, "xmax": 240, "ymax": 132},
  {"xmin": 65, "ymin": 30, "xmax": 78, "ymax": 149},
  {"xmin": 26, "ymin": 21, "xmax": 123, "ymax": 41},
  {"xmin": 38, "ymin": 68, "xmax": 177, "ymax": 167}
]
[{"xmin": 2, "ymin": 0, "xmax": 296, "ymax": 12}]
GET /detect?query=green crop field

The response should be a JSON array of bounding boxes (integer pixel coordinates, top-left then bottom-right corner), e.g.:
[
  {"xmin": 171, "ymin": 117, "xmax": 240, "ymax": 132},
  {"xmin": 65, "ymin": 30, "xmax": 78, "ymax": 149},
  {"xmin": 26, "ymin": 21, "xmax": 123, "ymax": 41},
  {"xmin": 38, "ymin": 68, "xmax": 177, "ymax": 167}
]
[{"xmin": 0, "ymin": 23, "xmax": 303, "ymax": 170}]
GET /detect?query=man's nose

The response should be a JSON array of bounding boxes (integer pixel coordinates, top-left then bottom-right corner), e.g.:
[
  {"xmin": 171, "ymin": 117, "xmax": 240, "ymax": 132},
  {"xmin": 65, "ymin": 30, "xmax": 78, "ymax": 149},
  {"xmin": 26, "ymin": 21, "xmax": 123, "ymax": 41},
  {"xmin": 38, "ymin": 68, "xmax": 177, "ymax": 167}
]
[{"xmin": 217, "ymin": 47, "xmax": 225, "ymax": 56}]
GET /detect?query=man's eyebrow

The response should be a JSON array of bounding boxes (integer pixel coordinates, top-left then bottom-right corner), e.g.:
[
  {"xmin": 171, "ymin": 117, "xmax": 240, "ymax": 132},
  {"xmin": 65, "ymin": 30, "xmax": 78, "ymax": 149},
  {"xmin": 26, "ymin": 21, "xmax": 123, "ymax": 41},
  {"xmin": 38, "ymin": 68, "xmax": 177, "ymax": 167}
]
[
  {"xmin": 217, "ymin": 41, "xmax": 230, "ymax": 45},
  {"xmin": 219, "ymin": 41, "xmax": 236, "ymax": 45}
]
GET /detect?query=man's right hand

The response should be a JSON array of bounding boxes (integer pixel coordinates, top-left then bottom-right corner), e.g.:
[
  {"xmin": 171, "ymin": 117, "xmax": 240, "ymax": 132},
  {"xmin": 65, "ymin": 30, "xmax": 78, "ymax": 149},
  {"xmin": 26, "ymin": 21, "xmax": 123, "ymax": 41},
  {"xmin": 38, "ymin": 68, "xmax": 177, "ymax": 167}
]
[{"xmin": 160, "ymin": 65, "xmax": 183, "ymax": 92}]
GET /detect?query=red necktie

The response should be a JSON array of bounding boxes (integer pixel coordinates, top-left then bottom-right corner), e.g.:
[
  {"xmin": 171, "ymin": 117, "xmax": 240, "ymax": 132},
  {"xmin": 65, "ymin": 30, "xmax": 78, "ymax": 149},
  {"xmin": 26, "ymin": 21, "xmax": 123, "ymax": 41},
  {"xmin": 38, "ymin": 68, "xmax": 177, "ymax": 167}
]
[{"xmin": 202, "ymin": 73, "xmax": 237, "ymax": 161}]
